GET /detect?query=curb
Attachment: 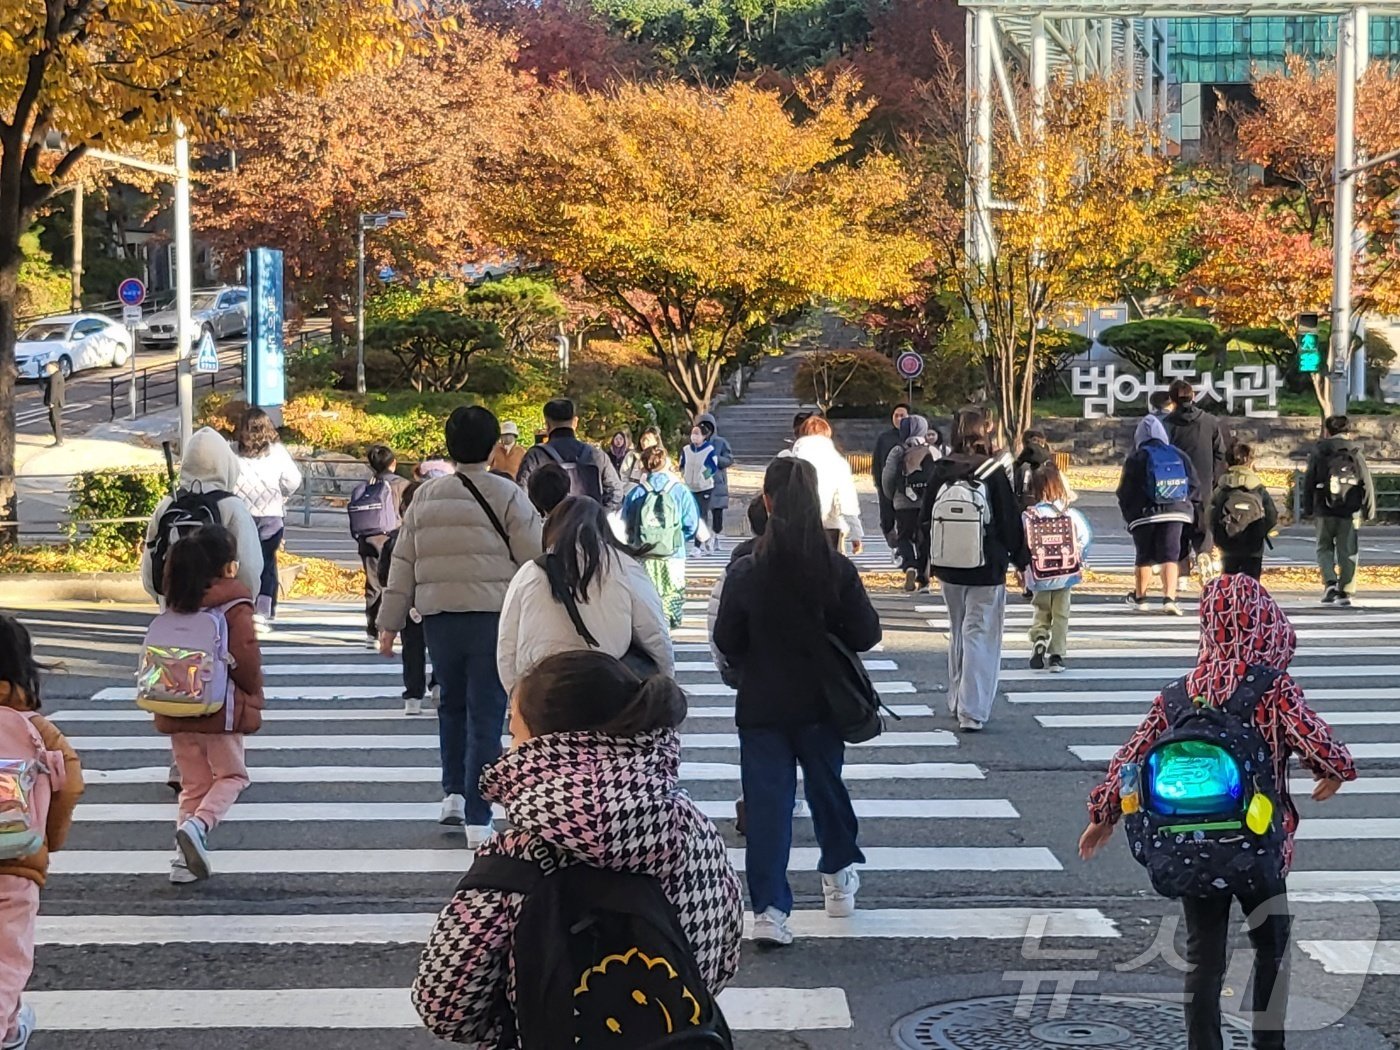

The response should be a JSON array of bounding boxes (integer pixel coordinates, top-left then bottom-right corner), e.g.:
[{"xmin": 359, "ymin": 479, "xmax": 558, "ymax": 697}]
[{"xmin": 1, "ymin": 572, "xmax": 149, "ymax": 604}]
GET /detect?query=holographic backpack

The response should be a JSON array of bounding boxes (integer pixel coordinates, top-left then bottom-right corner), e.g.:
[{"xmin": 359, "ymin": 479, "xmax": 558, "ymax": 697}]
[
  {"xmin": 135, "ymin": 598, "xmax": 251, "ymax": 725},
  {"xmin": 1122, "ymin": 668, "xmax": 1285, "ymax": 899}
]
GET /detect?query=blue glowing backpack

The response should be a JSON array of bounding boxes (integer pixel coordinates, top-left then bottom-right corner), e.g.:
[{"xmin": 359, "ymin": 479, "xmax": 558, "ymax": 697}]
[{"xmin": 1122, "ymin": 668, "xmax": 1285, "ymax": 899}]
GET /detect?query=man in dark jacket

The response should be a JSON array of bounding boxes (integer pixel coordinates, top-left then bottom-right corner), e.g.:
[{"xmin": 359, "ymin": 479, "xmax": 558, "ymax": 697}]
[
  {"xmin": 514, "ymin": 397, "xmax": 623, "ymax": 512},
  {"xmin": 872, "ymin": 403, "xmax": 910, "ymax": 546},
  {"xmin": 1302, "ymin": 415, "xmax": 1377, "ymax": 605},
  {"xmin": 43, "ymin": 360, "xmax": 65, "ymax": 446},
  {"xmin": 1165, "ymin": 380, "xmax": 1226, "ymax": 568}
]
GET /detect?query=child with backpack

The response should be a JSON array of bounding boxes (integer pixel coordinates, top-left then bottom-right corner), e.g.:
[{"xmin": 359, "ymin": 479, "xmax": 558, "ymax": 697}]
[
  {"xmin": 880, "ymin": 414, "xmax": 940, "ymax": 592},
  {"xmin": 0, "ymin": 615, "xmax": 83, "ymax": 1050},
  {"xmin": 680, "ymin": 423, "xmax": 720, "ymax": 532},
  {"xmin": 1021, "ymin": 463, "xmax": 1092, "ymax": 673},
  {"xmin": 413, "ymin": 650, "xmax": 743, "ymax": 1048},
  {"xmin": 1116, "ymin": 414, "xmax": 1201, "ymax": 616},
  {"xmin": 376, "ymin": 481, "xmax": 435, "ymax": 715},
  {"xmin": 1079, "ymin": 574, "xmax": 1356, "ymax": 1050},
  {"xmin": 1302, "ymin": 415, "xmax": 1377, "ymax": 606},
  {"xmin": 348, "ymin": 445, "xmax": 409, "ymax": 648},
  {"xmin": 137, "ymin": 526, "xmax": 264, "ymax": 884},
  {"xmin": 622, "ymin": 444, "xmax": 710, "ymax": 629},
  {"xmin": 1208, "ymin": 442, "xmax": 1278, "ymax": 581}
]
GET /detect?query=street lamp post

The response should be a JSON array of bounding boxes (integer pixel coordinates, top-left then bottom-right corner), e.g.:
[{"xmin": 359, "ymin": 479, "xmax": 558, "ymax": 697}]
[{"xmin": 356, "ymin": 210, "xmax": 406, "ymax": 395}]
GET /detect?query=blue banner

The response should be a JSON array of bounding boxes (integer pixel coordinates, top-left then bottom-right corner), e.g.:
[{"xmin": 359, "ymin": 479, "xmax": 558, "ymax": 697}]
[{"xmin": 245, "ymin": 247, "xmax": 285, "ymax": 408}]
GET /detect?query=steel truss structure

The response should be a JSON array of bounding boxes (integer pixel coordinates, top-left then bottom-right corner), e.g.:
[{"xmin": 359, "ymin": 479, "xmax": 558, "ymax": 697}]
[{"xmin": 959, "ymin": 0, "xmax": 1400, "ymax": 412}]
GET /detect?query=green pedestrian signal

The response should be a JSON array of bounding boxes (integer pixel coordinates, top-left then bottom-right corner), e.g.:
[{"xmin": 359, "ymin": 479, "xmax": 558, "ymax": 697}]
[{"xmin": 1297, "ymin": 313, "xmax": 1321, "ymax": 375}]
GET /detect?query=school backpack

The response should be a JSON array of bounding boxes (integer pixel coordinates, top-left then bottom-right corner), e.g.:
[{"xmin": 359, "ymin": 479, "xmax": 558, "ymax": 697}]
[
  {"xmin": 0, "ymin": 708, "xmax": 66, "ymax": 861},
  {"xmin": 146, "ymin": 488, "xmax": 231, "ymax": 597},
  {"xmin": 1122, "ymin": 668, "xmax": 1285, "ymax": 899},
  {"xmin": 928, "ymin": 459, "xmax": 998, "ymax": 571},
  {"xmin": 135, "ymin": 598, "xmax": 252, "ymax": 725},
  {"xmin": 458, "ymin": 854, "xmax": 735, "ymax": 1050},
  {"xmin": 901, "ymin": 447, "xmax": 937, "ymax": 505},
  {"xmin": 542, "ymin": 443, "xmax": 605, "ymax": 502},
  {"xmin": 1318, "ymin": 445, "xmax": 1366, "ymax": 516},
  {"xmin": 1142, "ymin": 443, "xmax": 1189, "ymax": 505},
  {"xmin": 1216, "ymin": 486, "xmax": 1267, "ymax": 542},
  {"xmin": 347, "ymin": 477, "xmax": 399, "ymax": 539},
  {"xmin": 628, "ymin": 479, "xmax": 684, "ymax": 558},
  {"xmin": 1022, "ymin": 508, "xmax": 1083, "ymax": 591}
]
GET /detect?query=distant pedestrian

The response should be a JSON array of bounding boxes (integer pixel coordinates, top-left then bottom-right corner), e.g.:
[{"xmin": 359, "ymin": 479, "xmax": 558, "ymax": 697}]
[
  {"xmin": 497, "ymin": 495, "xmax": 674, "ymax": 696},
  {"xmin": 525, "ymin": 461, "xmax": 572, "ymax": 520},
  {"xmin": 1079, "ymin": 574, "xmax": 1356, "ymax": 1050},
  {"xmin": 485, "ymin": 421, "xmax": 526, "ymax": 479},
  {"xmin": 696, "ymin": 413, "xmax": 734, "ymax": 535},
  {"xmin": 414, "ymin": 457, "xmax": 453, "ymax": 480},
  {"xmin": 347, "ymin": 444, "xmax": 408, "ymax": 648},
  {"xmin": 378, "ymin": 406, "xmax": 543, "ymax": 849},
  {"xmin": 880, "ymin": 414, "xmax": 939, "ymax": 592},
  {"xmin": 1165, "ymin": 380, "xmax": 1227, "ymax": 575},
  {"xmin": 623, "ymin": 443, "xmax": 709, "ymax": 628},
  {"xmin": 1116, "ymin": 414, "xmax": 1201, "ymax": 616},
  {"xmin": 872, "ymin": 403, "xmax": 910, "ymax": 547},
  {"xmin": 515, "ymin": 398, "xmax": 623, "ymax": 511},
  {"xmin": 713, "ymin": 455, "xmax": 881, "ymax": 946},
  {"xmin": 414, "ymin": 651, "xmax": 743, "ymax": 1046},
  {"xmin": 146, "ymin": 526, "xmax": 264, "ymax": 884},
  {"xmin": 1022, "ymin": 463, "xmax": 1092, "ymax": 673},
  {"xmin": 1209, "ymin": 442, "xmax": 1278, "ymax": 581},
  {"xmin": 918, "ymin": 407, "xmax": 1027, "ymax": 731},
  {"xmin": 0, "ymin": 614, "xmax": 83, "ymax": 1050},
  {"xmin": 1012, "ymin": 430, "xmax": 1053, "ymax": 511},
  {"xmin": 791, "ymin": 415, "xmax": 864, "ymax": 553},
  {"xmin": 1302, "ymin": 415, "xmax": 1377, "ymax": 606},
  {"xmin": 41, "ymin": 361, "xmax": 63, "ymax": 447},
  {"xmin": 375, "ymin": 481, "xmax": 435, "ymax": 715},
  {"xmin": 1149, "ymin": 390, "xmax": 1172, "ymax": 420},
  {"xmin": 605, "ymin": 428, "xmax": 640, "ymax": 488},
  {"xmin": 232, "ymin": 407, "xmax": 303, "ymax": 633},
  {"xmin": 680, "ymin": 422, "xmax": 720, "ymax": 530}
]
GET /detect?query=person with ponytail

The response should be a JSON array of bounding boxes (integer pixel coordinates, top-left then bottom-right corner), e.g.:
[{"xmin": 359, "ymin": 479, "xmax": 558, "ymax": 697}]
[
  {"xmin": 414, "ymin": 651, "xmax": 743, "ymax": 1044},
  {"xmin": 713, "ymin": 456, "xmax": 882, "ymax": 947}
]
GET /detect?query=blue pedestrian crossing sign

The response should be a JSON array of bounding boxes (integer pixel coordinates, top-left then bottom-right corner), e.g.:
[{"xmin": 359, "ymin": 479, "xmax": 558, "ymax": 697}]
[{"xmin": 194, "ymin": 329, "xmax": 220, "ymax": 374}]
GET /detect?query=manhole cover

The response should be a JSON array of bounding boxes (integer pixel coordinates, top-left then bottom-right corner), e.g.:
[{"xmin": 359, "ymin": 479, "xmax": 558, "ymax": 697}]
[{"xmin": 893, "ymin": 994, "xmax": 1252, "ymax": 1049}]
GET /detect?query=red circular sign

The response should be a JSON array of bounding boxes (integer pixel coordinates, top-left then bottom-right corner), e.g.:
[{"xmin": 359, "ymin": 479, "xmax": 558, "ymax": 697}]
[{"xmin": 896, "ymin": 351, "xmax": 925, "ymax": 380}]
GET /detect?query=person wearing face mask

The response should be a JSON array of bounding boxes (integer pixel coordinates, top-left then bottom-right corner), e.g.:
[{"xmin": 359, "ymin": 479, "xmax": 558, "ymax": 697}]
[
  {"xmin": 606, "ymin": 428, "xmax": 640, "ymax": 490},
  {"xmin": 486, "ymin": 421, "xmax": 526, "ymax": 479},
  {"xmin": 680, "ymin": 423, "xmax": 720, "ymax": 530}
]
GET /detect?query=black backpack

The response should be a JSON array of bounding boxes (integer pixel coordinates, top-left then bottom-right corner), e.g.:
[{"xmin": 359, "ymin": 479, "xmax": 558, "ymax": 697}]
[
  {"xmin": 1318, "ymin": 445, "xmax": 1366, "ymax": 516},
  {"xmin": 147, "ymin": 489, "xmax": 231, "ymax": 596},
  {"xmin": 460, "ymin": 854, "xmax": 734, "ymax": 1050},
  {"xmin": 542, "ymin": 443, "xmax": 605, "ymax": 502},
  {"xmin": 1215, "ymin": 485, "xmax": 1266, "ymax": 542},
  {"xmin": 1123, "ymin": 668, "xmax": 1285, "ymax": 899}
]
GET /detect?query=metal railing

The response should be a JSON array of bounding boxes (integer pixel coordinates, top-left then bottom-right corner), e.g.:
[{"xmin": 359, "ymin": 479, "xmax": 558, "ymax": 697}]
[{"xmin": 1290, "ymin": 467, "xmax": 1400, "ymax": 522}]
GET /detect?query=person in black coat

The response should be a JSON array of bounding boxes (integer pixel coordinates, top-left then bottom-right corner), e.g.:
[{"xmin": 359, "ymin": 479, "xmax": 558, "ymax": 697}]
[
  {"xmin": 43, "ymin": 360, "xmax": 65, "ymax": 446},
  {"xmin": 872, "ymin": 403, "xmax": 910, "ymax": 545},
  {"xmin": 1165, "ymin": 379, "xmax": 1226, "ymax": 564},
  {"xmin": 713, "ymin": 455, "xmax": 881, "ymax": 948}
]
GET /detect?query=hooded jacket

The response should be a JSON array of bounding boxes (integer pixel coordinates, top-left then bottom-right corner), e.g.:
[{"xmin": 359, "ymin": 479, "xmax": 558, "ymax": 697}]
[
  {"xmin": 695, "ymin": 413, "xmax": 734, "ymax": 508},
  {"xmin": 872, "ymin": 422, "xmax": 904, "ymax": 503},
  {"xmin": 1208, "ymin": 465, "xmax": 1279, "ymax": 556},
  {"xmin": 141, "ymin": 427, "xmax": 264, "ymax": 600},
  {"xmin": 1165, "ymin": 401, "xmax": 1227, "ymax": 494},
  {"xmin": 881, "ymin": 415, "xmax": 940, "ymax": 513},
  {"xmin": 1115, "ymin": 415, "xmax": 1202, "ymax": 532},
  {"xmin": 413, "ymin": 730, "xmax": 744, "ymax": 1047},
  {"xmin": 0, "ymin": 682, "xmax": 83, "ymax": 887},
  {"xmin": 791, "ymin": 434, "xmax": 864, "ymax": 541},
  {"xmin": 1088, "ymin": 574, "xmax": 1357, "ymax": 873},
  {"xmin": 1301, "ymin": 435, "xmax": 1377, "ymax": 519}
]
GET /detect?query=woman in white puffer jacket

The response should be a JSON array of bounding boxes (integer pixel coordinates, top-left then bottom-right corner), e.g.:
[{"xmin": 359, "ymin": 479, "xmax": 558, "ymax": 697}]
[
  {"xmin": 790, "ymin": 415, "xmax": 864, "ymax": 553},
  {"xmin": 232, "ymin": 407, "xmax": 303, "ymax": 630}
]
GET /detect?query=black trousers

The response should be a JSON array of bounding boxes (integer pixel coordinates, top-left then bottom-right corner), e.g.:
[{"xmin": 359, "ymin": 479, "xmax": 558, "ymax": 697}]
[
  {"xmin": 711, "ymin": 507, "xmax": 725, "ymax": 535},
  {"xmin": 1221, "ymin": 552, "xmax": 1264, "ymax": 580},
  {"xmin": 1182, "ymin": 887, "xmax": 1291, "ymax": 1050},
  {"xmin": 359, "ymin": 535, "xmax": 388, "ymax": 637},
  {"xmin": 48, "ymin": 404, "xmax": 63, "ymax": 444},
  {"xmin": 402, "ymin": 616, "xmax": 428, "ymax": 699},
  {"xmin": 893, "ymin": 507, "xmax": 923, "ymax": 580},
  {"xmin": 258, "ymin": 526, "xmax": 284, "ymax": 615},
  {"xmin": 877, "ymin": 493, "xmax": 895, "ymax": 541}
]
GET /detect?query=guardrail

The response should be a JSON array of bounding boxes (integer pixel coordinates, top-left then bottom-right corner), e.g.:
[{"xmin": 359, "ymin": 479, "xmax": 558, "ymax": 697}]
[{"xmin": 1290, "ymin": 467, "xmax": 1400, "ymax": 522}]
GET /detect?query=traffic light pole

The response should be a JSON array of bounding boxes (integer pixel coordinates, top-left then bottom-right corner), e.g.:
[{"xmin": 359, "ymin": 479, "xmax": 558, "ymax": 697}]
[{"xmin": 1329, "ymin": 8, "xmax": 1358, "ymax": 418}]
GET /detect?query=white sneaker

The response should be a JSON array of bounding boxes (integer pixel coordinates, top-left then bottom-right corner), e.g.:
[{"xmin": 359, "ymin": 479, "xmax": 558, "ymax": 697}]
[
  {"xmin": 821, "ymin": 865, "xmax": 860, "ymax": 918},
  {"xmin": 958, "ymin": 715, "xmax": 985, "ymax": 732},
  {"xmin": 465, "ymin": 824, "xmax": 494, "ymax": 850},
  {"xmin": 169, "ymin": 857, "xmax": 199, "ymax": 885},
  {"xmin": 175, "ymin": 818, "xmax": 212, "ymax": 880},
  {"xmin": 404, "ymin": 696, "xmax": 423, "ymax": 716},
  {"xmin": 430, "ymin": 684, "xmax": 441, "ymax": 707},
  {"xmin": 751, "ymin": 907, "xmax": 795, "ymax": 947},
  {"xmin": 792, "ymin": 798, "xmax": 808, "ymax": 818},
  {"xmin": 364, "ymin": 636, "xmax": 379, "ymax": 651},
  {"xmin": 2, "ymin": 1002, "xmax": 34, "ymax": 1050},
  {"xmin": 439, "ymin": 794, "xmax": 466, "ymax": 826}
]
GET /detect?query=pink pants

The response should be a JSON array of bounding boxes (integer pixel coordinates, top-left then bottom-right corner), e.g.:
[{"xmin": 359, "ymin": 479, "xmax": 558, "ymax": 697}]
[
  {"xmin": 171, "ymin": 733, "xmax": 250, "ymax": 831},
  {"xmin": 0, "ymin": 874, "xmax": 38, "ymax": 1039}
]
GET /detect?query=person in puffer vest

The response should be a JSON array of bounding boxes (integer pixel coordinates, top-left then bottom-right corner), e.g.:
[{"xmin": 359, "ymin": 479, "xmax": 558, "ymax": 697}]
[
  {"xmin": 1079, "ymin": 575, "xmax": 1357, "ymax": 1050},
  {"xmin": 413, "ymin": 651, "xmax": 743, "ymax": 1047}
]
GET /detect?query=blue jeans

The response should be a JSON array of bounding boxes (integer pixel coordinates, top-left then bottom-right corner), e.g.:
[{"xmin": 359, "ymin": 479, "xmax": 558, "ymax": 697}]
[
  {"xmin": 739, "ymin": 723, "xmax": 865, "ymax": 916},
  {"xmin": 424, "ymin": 612, "xmax": 507, "ymax": 825}
]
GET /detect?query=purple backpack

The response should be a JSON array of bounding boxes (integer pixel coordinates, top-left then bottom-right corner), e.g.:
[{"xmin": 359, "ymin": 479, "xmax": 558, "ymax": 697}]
[{"xmin": 136, "ymin": 598, "xmax": 251, "ymax": 728}]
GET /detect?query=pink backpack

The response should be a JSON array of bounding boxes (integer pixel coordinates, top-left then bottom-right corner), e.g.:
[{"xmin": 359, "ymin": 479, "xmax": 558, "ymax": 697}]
[
  {"xmin": 0, "ymin": 708, "xmax": 67, "ymax": 861},
  {"xmin": 136, "ymin": 598, "xmax": 251, "ymax": 729}
]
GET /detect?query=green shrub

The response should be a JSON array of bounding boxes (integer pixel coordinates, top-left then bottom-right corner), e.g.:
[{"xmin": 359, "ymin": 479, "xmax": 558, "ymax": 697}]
[
  {"xmin": 364, "ymin": 308, "xmax": 504, "ymax": 392},
  {"xmin": 793, "ymin": 350, "xmax": 904, "ymax": 415},
  {"xmin": 1098, "ymin": 318, "xmax": 1225, "ymax": 372},
  {"xmin": 68, "ymin": 468, "xmax": 169, "ymax": 552}
]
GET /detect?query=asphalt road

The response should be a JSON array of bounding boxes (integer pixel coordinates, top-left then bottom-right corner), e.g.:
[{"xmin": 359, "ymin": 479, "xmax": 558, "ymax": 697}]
[{"xmin": 6, "ymin": 584, "xmax": 1400, "ymax": 1050}]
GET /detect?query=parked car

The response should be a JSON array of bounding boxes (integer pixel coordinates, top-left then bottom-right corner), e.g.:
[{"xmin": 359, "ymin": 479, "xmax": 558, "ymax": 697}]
[
  {"xmin": 144, "ymin": 286, "xmax": 249, "ymax": 346},
  {"xmin": 14, "ymin": 313, "xmax": 133, "ymax": 379}
]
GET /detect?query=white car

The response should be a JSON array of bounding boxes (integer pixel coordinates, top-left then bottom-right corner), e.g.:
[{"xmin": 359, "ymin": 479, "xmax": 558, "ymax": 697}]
[
  {"xmin": 14, "ymin": 313, "xmax": 133, "ymax": 380},
  {"xmin": 144, "ymin": 286, "xmax": 249, "ymax": 347}
]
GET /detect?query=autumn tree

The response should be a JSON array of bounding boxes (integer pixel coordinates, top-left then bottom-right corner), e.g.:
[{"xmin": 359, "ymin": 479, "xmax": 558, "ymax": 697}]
[
  {"xmin": 468, "ymin": 0, "xmax": 651, "ymax": 87},
  {"xmin": 197, "ymin": 15, "xmax": 536, "ymax": 341},
  {"xmin": 0, "ymin": 0, "xmax": 403, "ymax": 539},
  {"xmin": 477, "ymin": 75, "xmax": 924, "ymax": 413},
  {"xmin": 912, "ymin": 50, "xmax": 1172, "ymax": 443}
]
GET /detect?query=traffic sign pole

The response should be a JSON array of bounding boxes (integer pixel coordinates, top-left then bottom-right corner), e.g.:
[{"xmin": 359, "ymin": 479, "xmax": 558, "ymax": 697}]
[{"xmin": 117, "ymin": 282, "xmax": 146, "ymax": 421}]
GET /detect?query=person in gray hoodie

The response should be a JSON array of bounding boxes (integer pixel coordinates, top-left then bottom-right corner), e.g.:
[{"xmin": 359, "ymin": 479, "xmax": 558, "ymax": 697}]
[
  {"xmin": 1302, "ymin": 415, "xmax": 1377, "ymax": 605},
  {"xmin": 695, "ymin": 413, "xmax": 733, "ymax": 535},
  {"xmin": 881, "ymin": 414, "xmax": 939, "ymax": 591}
]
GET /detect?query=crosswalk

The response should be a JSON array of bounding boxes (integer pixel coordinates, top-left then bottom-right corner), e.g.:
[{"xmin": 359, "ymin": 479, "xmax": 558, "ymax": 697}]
[{"xmin": 25, "ymin": 595, "xmax": 1120, "ymax": 1044}]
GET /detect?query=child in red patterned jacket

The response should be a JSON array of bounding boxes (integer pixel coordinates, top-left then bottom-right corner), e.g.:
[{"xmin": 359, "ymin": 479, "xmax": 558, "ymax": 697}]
[{"xmin": 1079, "ymin": 573, "xmax": 1356, "ymax": 1050}]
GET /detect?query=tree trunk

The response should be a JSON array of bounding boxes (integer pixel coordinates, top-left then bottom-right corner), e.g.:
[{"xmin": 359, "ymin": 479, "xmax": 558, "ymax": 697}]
[
  {"xmin": 0, "ymin": 138, "xmax": 24, "ymax": 550},
  {"xmin": 70, "ymin": 181, "xmax": 85, "ymax": 312}
]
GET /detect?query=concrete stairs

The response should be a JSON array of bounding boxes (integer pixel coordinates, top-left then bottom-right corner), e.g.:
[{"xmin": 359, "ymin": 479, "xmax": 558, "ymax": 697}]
[{"xmin": 711, "ymin": 352, "xmax": 815, "ymax": 466}]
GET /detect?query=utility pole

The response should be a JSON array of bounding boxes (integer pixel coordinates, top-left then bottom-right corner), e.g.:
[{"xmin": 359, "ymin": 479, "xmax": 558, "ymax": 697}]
[
  {"xmin": 174, "ymin": 122, "xmax": 194, "ymax": 449},
  {"xmin": 70, "ymin": 181, "xmax": 84, "ymax": 312},
  {"xmin": 1329, "ymin": 9, "xmax": 1359, "ymax": 417},
  {"xmin": 356, "ymin": 222, "xmax": 367, "ymax": 395}
]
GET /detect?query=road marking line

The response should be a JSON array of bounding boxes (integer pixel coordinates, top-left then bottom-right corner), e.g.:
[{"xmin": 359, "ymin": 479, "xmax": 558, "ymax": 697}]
[
  {"xmin": 1298, "ymin": 940, "xmax": 1400, "ymax": 975},
  {"xmin": 48, "ymin": 703, "xmax": 936, "ymax": 723},
  {"xmin": 1072, "ymin": 743, "xmax": 1400, "ymax": 762},
  {"xmin": 1008, "ymin": 688, "xmax": 1400, "ymax": 705},
  {"xmin": 1039, "ymin": 710, "xmax": 1400, "ymax": 728},
  {"xmin": 1004, "ymin": 646, "xmax": 1400, "ymax": 662},
  {"xmin": 1002, "ymin": 665, "xmax": 1400, "ymax": 683},
  {"xmin": 1289, "ymin": 777, "xmax": 1400, "ymax": 795},
  {"xmin": 1290, "ymin": 870, "xmax": 1400, "ymax": 901}
]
